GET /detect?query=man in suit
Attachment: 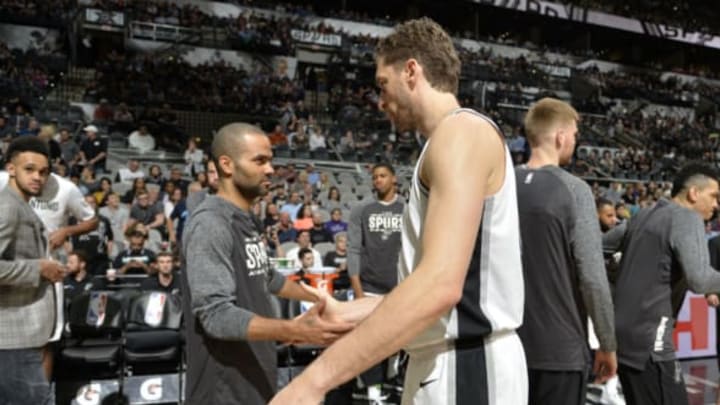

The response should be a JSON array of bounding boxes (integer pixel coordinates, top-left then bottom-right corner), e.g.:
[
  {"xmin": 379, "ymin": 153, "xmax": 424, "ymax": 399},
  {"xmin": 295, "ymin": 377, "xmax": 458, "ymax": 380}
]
[{"xmin": 0, "ymin": 137, "xmax": 66, "ymax": 404}]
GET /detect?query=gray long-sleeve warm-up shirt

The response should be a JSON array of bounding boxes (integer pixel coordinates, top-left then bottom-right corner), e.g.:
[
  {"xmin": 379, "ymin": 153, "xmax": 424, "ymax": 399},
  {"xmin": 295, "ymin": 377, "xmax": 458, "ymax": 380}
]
[
  {"xmin": 181, "ymin": 195, "xmax": 286, "ymax": 404},
  {"xmin": 516, "ymin": 165, "xmax": 616, "ymax": 371},
  {"xmin": 611, "ymin": 198, "xmax": 720, "ymax": 370}
]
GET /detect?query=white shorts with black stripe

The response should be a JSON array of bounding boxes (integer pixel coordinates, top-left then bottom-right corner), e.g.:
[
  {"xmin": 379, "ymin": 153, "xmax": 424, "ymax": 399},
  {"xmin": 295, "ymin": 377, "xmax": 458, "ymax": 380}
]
[{"xmin": 402, "ymin": 332, "xmax": 528, "ymax": 405}]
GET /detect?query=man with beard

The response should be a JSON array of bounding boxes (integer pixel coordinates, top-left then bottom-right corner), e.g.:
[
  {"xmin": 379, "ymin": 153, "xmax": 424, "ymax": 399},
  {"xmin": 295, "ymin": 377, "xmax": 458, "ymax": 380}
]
[
  {"xmin": 273, "ymin": 17, "xmax": 527, "ymax": 405},
  {"xmin": 0, "ymin": 137, "xmax": 66, "ymax": 404},
  {"xmin": 181, "ymin": 123, "xmax": 353, "ymax": 404},
  {"xmin": 597, "ymin": 197, "xmax": 619, "ymax": 233}
]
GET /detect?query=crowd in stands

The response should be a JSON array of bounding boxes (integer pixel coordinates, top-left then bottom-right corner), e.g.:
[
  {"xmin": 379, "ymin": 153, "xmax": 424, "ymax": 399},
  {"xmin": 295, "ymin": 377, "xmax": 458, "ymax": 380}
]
[
  {"xmin": 568, "ymin": 0, "xmax": 718, "ymax": 37},
  {"xmin": 87, "ymin": 51, "xmax": 305, "ymax": 115}
]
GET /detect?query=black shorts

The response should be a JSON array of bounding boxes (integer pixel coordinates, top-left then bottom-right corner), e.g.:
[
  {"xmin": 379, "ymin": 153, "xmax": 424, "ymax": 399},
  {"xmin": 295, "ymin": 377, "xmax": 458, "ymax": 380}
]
[
  {"xmin": 618, "ymin": 359, "xmax": 688, "ymax": 405},
  {"xmin": 528, "ymin": 368, "xmax": 587, "ymax": 405}
]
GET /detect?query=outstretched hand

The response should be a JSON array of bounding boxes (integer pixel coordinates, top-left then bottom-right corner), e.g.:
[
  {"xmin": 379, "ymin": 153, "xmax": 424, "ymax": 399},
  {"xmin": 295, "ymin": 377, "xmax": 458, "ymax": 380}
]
[{"xmin": 290, "ymin": 297, "xmax": 354, "ymax": 346}]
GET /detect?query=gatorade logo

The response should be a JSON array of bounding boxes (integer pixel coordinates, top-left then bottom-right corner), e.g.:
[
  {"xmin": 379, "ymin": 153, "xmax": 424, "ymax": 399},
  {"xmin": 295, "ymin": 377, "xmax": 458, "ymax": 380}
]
[{"xmin": 140, "ymin": 377, "xmax": 163, "ymax": 401}]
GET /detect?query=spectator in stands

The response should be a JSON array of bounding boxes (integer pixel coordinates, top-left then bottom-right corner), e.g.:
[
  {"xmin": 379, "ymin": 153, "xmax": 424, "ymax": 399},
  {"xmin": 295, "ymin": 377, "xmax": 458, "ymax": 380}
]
[
  {"xmin": 309, "ymin": 212, "xmax": 332, "ymax": 244},
  {"xmin": 168, "ymin": 188, "xmax": 188, "ymax": 249},
  {"xmin": 113, "ymin": 223, "xmax": 156, "ymax": 275},
  {"xmin": 0, "ymin": 116, "xmax": 13, "ymax": 140},
  {"xmin": 79, "ymin": 124, "xmax": 108, "ymax": 173},
  {"xmin": 113, "ymin": 102, "xmax": 134, "ymax": 123},
  {"xmin": 146, "ymin": 164, "xmax": 164, "ymax": 186},
  {"xmin": 305, "ymin": 164, "xmax": 320, "ymax": 186},
  {"xmin": 99, "ymin": 192, "xmax": 129, "ymax": 246},
  {"xmin": 324, "ymin": 232, "xmax": 349, "ymax": 290},
  {"xmin": 194, "ymin": 171, "xmax": 208, "ymax": 188},
  {"xmin": 117, "ymin": 159, "xmax": 145, "ymax": 184},
  {"xmin": 58, "ymin": 128, "xmax": 80, "ymax": 170},
  {"xmin": 324, "ymin": 208, "xmax": 348, "ymax": 237},
  {"xmin": 186, "ymin": 160, "xmax": 218, "ymax": 213},
  {"xmin": 16, "ymin": 118, "xmax": 40, "ymax": 137},
  {"xmin": 128, "ymin": 124, "xmax": 156, "ymax": 153},
  {"xmin": 289, "ymin": 122, "xmax": 309, "ymax": 150},
  {"xmin": 140, "ymin": 252, "xmax": 181, "ymax": 295},
  {"xmin": 338, "ymin": 130, "xmax": 355, "ymax": 154},
  {"xmin": 264, "ymin": 203, "xmax": 280, "ymax": 228},
  {"xmin": 165, "ymin": 166, "xmax": 189, "ymax": 195},
  {"xmin": 297, "ymin": 247, "xmax": 316, "ymax": 275},
  {"xmin": 616, "ymin": 202, "xmax": 631, "ymax": 223},
  {"xmin": 127, "ymin": 189, "xmax": 165, "ymax": 235},
  {"xmin": 63, "ymin": 250, "xmax": 96, "ymax": 302},
  {"xmin": 309, "ymin": 129, "xmax": 326, "ymax": 152},
  {"xmin": 71, "ymin": 195, "xmax": 114, "ymax": 275},
  {"xmin": 293, "ymin": 204, "xmax": 313, "ymax": 231},
  {"xmin": 93, "ymin": 99, "xmax": 113, "ymax": 122},
  {"xmin": 280, "ymin": 191, "xmax": 303, "ymax": 220},
  {"xmin": 78, "ymin": 166, "xmax": 98, "ymax": 195},
  {"xmin": 122, "ymin": 177, "xmax": 147, "ymax": 204},
  {"xmin": 164, "ymin": 187, "xmax": 183, "ymax": 220},
  {"xmin": 268, "ymin": 124, "xmax": 288, "ymax": 148},
  {"xmin": 92, "ymin": 177, "xmax": 113, "ymax": 207},
  {"xmin": 323, "ymin": 186, "xmax": 344, "ymax": 212},
  {"xmin": 316, "ymin": 172, "xmax": 332, "ymax": 194},
  {"xmin": 276, "ymin": 211, "xmax": 297, "ymax": 243},
  {"xmin": 285, "ymin": 230, "xmax": 322, "ymax": 268},
  {"xmin": 183, "ymin": 138, "xmax": 204, "ymax": 177},
  {"xmin": 8, "ymin": 105, "xmax": 28, "ymax": 133}
]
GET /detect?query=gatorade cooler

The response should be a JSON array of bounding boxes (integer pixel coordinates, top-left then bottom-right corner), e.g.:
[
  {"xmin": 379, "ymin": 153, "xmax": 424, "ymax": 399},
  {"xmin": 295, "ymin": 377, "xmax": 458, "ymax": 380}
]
[{"xmin": 304, "ymin": 267, "xmax": 339, "ymax": 294}]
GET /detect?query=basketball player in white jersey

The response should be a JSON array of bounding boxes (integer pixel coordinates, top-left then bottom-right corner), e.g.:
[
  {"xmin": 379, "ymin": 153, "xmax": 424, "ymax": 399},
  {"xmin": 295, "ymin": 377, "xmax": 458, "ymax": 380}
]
[{"xmin": 271, "ymin": 17, "xmax": 527, "ymax": 405}]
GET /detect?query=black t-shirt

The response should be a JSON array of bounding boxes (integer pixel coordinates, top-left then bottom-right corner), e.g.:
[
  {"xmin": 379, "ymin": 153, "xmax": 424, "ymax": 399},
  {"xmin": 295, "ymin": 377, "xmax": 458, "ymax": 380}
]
[
  {"xmin": 324, "ymin": 251, "xmax": 348, "ymax": 289},
  {"xmin": 80, "ymin": 137, "xmax": 107, "ymax": 163},
  {"xmin": 63, "ymin": 273, "xmax": 96, "ymax": 303},
  {"xmin": 72, "ymin": 215, "xmax": 114, "ymax": 275},
  {"xmin": 130, "ymin": 202, "xmax": 163, "ymax": 225},
  {"xmin": 310, "ymin": 226, "xmax": 332, "ymax": 245},
  {"xmin": 113, "ymin": 248, "xmax": 156, "ymax": 274}
]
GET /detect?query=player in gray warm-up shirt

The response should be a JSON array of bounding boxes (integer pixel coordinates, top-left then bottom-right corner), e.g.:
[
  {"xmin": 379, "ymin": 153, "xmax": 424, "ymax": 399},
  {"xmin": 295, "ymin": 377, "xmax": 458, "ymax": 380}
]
[
  {"xmin": 181, "ymin": 123, "xmax": 352, "ymax": 404},
  {"xmin": 515, "ymin": 98, "xmax": 616, "ymax": 405},
  {"xmin": 347, "ymin": 163, "xmax": 404, "ymax": 298},
  {"xmin": 606, "ymin": 163, "xmax": 720, "ymax": 405}
]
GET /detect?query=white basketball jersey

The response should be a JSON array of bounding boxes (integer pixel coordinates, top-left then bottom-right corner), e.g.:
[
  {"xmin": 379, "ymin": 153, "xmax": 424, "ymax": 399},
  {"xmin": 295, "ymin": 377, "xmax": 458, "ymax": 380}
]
[{"xmin": 399, "ymin": 108, "xmax": 524, "ymax": 352}]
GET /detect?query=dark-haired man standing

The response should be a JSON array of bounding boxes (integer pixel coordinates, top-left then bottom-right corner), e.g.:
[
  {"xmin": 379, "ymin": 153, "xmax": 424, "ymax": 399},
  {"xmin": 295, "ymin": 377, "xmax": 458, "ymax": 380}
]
[
  {"xmin": 0, "ymin": 137, "xmax": 66, "ymax": 404},
  {"xmin": 611, "ymin": 163, "xmax": 720, "ymax": 405}
]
